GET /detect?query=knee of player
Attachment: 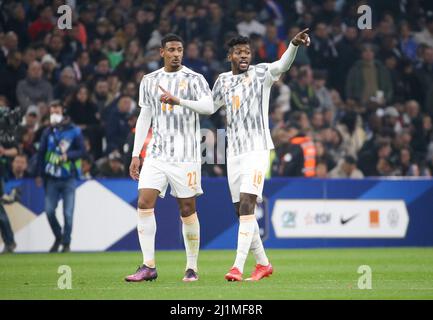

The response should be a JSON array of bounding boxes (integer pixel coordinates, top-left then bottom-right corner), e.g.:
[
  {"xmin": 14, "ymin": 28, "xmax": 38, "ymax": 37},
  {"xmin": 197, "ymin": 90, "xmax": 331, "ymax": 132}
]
[
  {"xmin": 137, "ymin": 198, "xmax": 155, "ymax": 210},
  {"xmin": 178, "ymin": 201, "xmax": 196, "ymax": 217},
  {"xmin": 238, "ymin": 200, "xmax": 255, "ymax": 216}
]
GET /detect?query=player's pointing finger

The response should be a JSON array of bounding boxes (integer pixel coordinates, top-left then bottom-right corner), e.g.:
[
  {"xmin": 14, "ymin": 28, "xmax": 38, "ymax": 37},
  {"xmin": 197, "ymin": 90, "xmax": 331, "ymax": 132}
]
[{"xmin": 158, "ymin": 85, "xmax": 168, "ymax": 93}]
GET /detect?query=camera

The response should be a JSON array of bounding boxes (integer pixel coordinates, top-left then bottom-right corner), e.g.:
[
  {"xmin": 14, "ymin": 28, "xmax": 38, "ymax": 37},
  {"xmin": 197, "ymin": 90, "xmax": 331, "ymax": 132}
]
[{"xmin": 0, "ymin": 106, "xmax": 23, "ymax": 145}]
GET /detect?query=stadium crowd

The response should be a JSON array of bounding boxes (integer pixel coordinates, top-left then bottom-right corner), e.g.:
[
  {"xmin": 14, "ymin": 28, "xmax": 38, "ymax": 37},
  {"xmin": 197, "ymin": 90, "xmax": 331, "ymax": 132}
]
[{"xmin": 1, "ymin": 0, "xmax": 433, "ymax": 179}]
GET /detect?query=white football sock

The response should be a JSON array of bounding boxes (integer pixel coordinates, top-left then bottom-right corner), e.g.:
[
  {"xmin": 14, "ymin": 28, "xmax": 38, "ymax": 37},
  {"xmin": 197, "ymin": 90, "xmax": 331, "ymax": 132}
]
[
  {"xmin": 137, "ymin": 208, "xmax": 156, "ymax": 268},
  {"xmin": 250, "ymin": 219, "xmax": 269, "ymax": 266},
  {"xmin": 181, "ymin": 213, "xmax": 200, "ymax": 272},
  {"xmin": 233, "ymin": 215, "xmax": 256, "ymax": 273}
]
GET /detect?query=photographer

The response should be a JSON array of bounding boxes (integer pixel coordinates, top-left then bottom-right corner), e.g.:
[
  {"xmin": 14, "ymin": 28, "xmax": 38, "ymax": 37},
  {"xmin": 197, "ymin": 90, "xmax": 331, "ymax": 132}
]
[
  {"xmin": 36, "ymin": 100, "xmax": 85, "ymax": 253},
  {"xmin": 0, "ymin": 135, "xmax": 18, "ymax": 254}
]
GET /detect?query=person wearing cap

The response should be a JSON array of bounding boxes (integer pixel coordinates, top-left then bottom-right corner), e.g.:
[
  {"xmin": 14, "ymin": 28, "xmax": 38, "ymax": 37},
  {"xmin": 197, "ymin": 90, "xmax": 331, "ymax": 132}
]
[
  {"xmin": 36, "ymin": 100, "xmax": 85, "ymax": 253},
  {"xmin": 41, "ymin": 53, "xmax": 58, "ymax": 83}
]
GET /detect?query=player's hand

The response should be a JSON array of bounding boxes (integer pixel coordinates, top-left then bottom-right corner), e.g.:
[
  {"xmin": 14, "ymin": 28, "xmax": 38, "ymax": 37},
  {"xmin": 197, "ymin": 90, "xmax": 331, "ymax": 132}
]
[
  {"xmin": 159, "ymin": 85, "xmax": 180, "ymax": 105},
  {"xmin": 291, "ymin": 28, "xmax": 311, "ymax": 47},
  {"xmin": 129, "ymin": 156, "xmax": 141, "ymax": 181}
]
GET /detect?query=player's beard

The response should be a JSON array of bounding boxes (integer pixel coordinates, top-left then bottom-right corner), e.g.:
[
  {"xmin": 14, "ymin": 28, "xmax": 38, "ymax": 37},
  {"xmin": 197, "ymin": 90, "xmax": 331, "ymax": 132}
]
[{"xmin": 238, "ymin": 61, "xmax": 249, "ymax": 73}]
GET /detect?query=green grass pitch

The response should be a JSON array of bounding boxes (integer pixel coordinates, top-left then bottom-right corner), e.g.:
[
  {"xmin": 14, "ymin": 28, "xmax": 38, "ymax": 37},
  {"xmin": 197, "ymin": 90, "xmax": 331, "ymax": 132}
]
[{"xmin": 1, "ymin": 248, "xmax": 433, "ymax": 299}]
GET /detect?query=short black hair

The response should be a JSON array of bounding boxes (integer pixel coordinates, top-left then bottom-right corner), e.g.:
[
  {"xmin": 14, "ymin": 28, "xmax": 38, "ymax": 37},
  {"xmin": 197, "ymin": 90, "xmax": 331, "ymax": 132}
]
[
  {"xmin": 344, "ymin": 155, "xmax": 357, "ymax": 165},
  {"xmin": 227, "ymin": 36, "xmax": 250, "ymax": 51},
  {"xmin": 49, "ymin": 100, "xmax": 64, "ymax": 108},
  {"xmin": 161, "ymin": 33, "xmax": 184, "ymax": 48}
]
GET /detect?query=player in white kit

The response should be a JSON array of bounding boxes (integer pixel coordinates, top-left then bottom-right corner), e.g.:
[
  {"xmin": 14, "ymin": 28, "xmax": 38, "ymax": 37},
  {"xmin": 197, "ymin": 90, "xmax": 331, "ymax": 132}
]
[
  {"xmin": 158, "ymin": 29, "xmax": 311, "ymax": 281},
  {"xmin": 125, "ymin": 34, "xmax": 213, "ymax": 283}
]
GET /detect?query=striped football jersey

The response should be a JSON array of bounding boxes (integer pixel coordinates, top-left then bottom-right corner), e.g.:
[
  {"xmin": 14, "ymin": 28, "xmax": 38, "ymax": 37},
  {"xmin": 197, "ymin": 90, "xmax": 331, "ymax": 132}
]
[
  {"xmin": 212, "ymin": 63, "xmax": 279, "ymax": 157},
  {"xmin": 138, "ymin": 66, "xmax": 211, "ymax": 162}
]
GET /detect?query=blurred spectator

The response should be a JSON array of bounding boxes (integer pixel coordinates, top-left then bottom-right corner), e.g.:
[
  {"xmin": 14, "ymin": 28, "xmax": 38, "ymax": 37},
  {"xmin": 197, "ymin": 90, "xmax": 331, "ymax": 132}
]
[
  {"xmin": 315, "ymin": 161, "xmax": 329, "ymax": 178},
  {"xmin": 0, "ymin": 31, "xmax": 19, "ymax": 65},
  {"xmin": 10, "ymin": 154, "xmax": 29, "ymax": 179},
  {"xmin": 313, "ymin": 70, "xmax": 334, "ymax": 110},
  {"xmin": 337, "ymin": 111, "xmax": 366, "ymax": 158},
  {"xmin": 358, "ymin": 140, "xmax": 393, "ymax": 176},
  {"xmin": 415, "ymin": 46, "xmax": 433, "ymax": 109},
  {"xmin": 258, "ymin": 23, "xmax": 286, "ymax": 62},
  {"xmin": 237, "ymin": 4, "xmax": 266, "ymax": 37},
  {"xmin": 105, "ymin": 95, "xmax": 133, "ymax": 154},
  {"xmin": 315, "ymin": 139, "xmax": 336, "ymax": 171},
  {"xmin": 47, "ymin": 34, "xmax": 74, "ymax": 68},
  {"xmin": 0, "ymin": 50, "xmax": 26, "ymax": 108},
  {"xmin": 136, "ymin": 6, "xmax": 157, "ymax": 48},
  {"xmin": 146, "ymin": 19, "xmax": 171, "ymax": 50},
  {"xmin": 335, "ymin": 25, "xmax": 360, "ymax": 96},
  {"xmin": 16, "ymin": 61, "xmax": 53, "ymax": 110},
  {"xmin": 67, "ymin": 85, "xmax": 102, "ymax": 159},
  {"xmin": 72, "ymin": 50, "xmax": 94, "ymax": 82},
  {"xmin": 92, "ymin": 78, "xmax": 114, "ymax": 119},
  {"xmin": 28, "ymin": 5, "xmax": 55, "ymax": 41},
  {"xmin": 80, "ymin": 155, "xmax": 97, "ymax": 180},
  {"xmin": 308, "ymin": 22, "xmax": 338, "ymax": 76},
  {"xmin": 4, "ymin": 3, "xmax": 30, "ymax": 50},
  {"xmin": 399, "ymin": 22, "xmax": 418, "ymax": 61},
  {"xmin": 205, "ymin": 2, "xmax": 236, "ymax": 58},
  {"xmin": 41, "ymin": 54, "xmax": 58, "ymax": 84},
  {"xmin": 290, "ymin": 66, "xmax": 319, "ymax": 115},
  {"xmin": 97, "ymin": 150, "xmax": 126, "ymax": 178},
  {"xmin": 346, "ymin": 44, "xmax": 393, "ymax": 105},
  {"xmin": 183, "ymin": 42, "xmax": 208, "ymax": 76},
  {"xmin": 329, "ymin": 155, "xmax": 364, "ymax": 178},
  {"xmin": 53, "ymin": 67, "xmax": 77, "ymax": 101},
  {"xmin": 414, "ymin": 16, "xmax": 433, "ymax": 47}
]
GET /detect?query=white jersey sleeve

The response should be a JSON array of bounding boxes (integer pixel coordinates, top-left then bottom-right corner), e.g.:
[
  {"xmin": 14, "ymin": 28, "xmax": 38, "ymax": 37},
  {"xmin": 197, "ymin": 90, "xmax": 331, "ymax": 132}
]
[{"xmin": 212, "ymin": 76, "xmax": 225, "ymax": 110}]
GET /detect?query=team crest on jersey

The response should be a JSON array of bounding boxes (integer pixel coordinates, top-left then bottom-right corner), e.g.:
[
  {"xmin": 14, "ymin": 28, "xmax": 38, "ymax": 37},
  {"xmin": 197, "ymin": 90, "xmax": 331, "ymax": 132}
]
[{"xmin": 179, "ymin": 80, "xmax": 188, "ymax": 90}]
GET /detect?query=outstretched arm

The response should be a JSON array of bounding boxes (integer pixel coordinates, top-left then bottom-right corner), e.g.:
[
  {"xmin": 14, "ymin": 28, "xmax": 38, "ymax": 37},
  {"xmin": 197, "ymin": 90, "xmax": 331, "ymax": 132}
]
[
  {"xmin": 158, "ymin": 85, "xmax": 217, "ymax": 115},
  {"xmin": 269, "ymin": 28, "xmax": 310, "ymax": 77}
]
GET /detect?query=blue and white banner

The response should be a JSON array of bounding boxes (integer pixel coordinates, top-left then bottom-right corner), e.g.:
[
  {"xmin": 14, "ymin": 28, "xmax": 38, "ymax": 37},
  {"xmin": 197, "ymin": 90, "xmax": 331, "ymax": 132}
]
[{"xmin": 1, "ymin": 178, "xmax": 433, "ymax": 252}]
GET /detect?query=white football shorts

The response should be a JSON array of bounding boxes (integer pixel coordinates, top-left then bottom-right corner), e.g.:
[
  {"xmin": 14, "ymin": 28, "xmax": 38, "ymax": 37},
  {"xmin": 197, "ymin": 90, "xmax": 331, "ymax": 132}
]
[
  {"xmin": 227, "ymin": 149, "xmax": 270, "ymax": 203},
  {"xmin": 138, "ymin": 157, "xmax": 203, "ymax": 199}
]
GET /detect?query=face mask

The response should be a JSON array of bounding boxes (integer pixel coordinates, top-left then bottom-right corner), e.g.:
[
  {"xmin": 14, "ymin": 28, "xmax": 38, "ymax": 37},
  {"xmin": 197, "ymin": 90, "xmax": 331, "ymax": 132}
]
[{"xmin": 50, "ymin": 113, "xmax": 63, "ymax": 125}]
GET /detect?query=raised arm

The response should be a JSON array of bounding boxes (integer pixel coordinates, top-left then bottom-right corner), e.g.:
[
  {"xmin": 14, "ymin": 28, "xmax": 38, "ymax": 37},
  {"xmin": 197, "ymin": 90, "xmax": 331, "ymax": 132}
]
[{"xmin": 268, "ymin": 28, "xmax": 310, "ymax": 77}]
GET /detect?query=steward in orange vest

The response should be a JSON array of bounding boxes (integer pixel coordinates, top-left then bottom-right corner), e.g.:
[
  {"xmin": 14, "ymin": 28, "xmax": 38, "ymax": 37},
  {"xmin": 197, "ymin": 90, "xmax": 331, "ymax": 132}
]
[{"xmin": 277, "ymin": 134, "xmax": 317, "ymax": 177}]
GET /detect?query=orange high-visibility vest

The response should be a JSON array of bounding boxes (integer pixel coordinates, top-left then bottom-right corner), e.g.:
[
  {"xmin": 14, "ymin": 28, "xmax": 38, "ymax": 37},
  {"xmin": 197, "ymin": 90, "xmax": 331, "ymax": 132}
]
[{"xmin": 290, "ymin": 136, "xmax": 317, "ymax": 177}]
